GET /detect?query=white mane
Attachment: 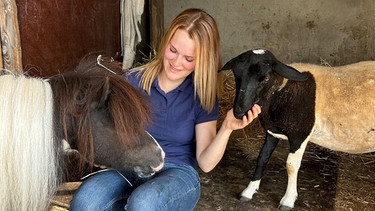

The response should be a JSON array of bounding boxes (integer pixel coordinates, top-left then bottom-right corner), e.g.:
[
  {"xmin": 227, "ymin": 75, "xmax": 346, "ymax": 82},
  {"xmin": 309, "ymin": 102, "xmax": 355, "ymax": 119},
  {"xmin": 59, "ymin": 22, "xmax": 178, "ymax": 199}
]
[{"xmin": 0, "ymin": 74, "xmax": 59, "ymax": 211}]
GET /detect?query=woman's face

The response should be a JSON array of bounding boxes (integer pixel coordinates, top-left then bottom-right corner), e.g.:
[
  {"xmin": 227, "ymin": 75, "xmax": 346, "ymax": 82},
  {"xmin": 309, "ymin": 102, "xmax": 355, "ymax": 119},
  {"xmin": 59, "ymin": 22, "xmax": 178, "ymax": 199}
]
[{"xmin": 163, "ymin": 29, "xmax": 196, "ymax": 82}]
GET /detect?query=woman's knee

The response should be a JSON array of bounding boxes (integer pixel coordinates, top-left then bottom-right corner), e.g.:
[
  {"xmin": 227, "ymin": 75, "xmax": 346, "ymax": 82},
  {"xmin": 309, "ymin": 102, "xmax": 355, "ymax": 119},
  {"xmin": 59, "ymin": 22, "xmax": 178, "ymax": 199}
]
[
  {"xmin": 126, "ymin": 176, "xmax": 200, "ymax": 211},
  {"xmin": 126, "ymin": 188, "xmax": 200, "ymax": 211},
  {"xmin": 70, "ymin": 170, "xmax": 132, "ymax": 211},
  {"xmin": 125, "ymin": 187, "xmax": 162, "ymax": 210}
]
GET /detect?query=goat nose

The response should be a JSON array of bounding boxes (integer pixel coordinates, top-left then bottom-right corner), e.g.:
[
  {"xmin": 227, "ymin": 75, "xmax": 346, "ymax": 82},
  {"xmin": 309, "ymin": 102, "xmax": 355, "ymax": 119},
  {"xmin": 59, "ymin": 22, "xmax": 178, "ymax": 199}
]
[
  {"xmin": 235, "ymin": 107, "xmax": 244, "ymax": 114},
  {"xmin": 234, "ymin": 107, "xmax": 246, "ymax": 119}
]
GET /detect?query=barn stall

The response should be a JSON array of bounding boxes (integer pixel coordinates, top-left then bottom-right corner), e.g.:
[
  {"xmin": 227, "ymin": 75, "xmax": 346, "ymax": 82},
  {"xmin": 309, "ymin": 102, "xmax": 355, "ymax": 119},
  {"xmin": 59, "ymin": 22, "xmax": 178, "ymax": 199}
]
[{"xmin": 1, "ymin": 0, "xmax": 374, "ymax": 210}]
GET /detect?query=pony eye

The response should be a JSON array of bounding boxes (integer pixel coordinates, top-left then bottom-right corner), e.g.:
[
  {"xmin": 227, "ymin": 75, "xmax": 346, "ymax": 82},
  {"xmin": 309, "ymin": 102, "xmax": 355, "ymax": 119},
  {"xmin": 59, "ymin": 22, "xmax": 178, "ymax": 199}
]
[{"xmin": 260, "ymin": 76, "xmax": 270, "ymax": 83}]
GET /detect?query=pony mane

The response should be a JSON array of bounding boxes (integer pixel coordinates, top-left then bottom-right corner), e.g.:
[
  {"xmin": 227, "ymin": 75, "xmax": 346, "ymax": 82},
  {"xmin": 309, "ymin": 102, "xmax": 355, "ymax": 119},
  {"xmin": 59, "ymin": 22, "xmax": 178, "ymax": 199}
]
[
  {"xmin": 0, "ymin": 73, "xmax": 60, "ymax": 210},
  {"xmin": 49, "ymin": 56, "xmax": 153, "ymax": 172}
]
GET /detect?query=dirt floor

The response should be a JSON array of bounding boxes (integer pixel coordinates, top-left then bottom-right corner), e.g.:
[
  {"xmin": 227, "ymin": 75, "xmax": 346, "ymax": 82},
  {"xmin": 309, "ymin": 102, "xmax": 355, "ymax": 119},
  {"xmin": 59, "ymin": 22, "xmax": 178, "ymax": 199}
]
[
  {"xmin": 51, "ymin": 69, "xmax": 375, "ymax": 211},
  {"xmin": 195, "ymin": 124, "xmax": 375, "ymax": 211}
]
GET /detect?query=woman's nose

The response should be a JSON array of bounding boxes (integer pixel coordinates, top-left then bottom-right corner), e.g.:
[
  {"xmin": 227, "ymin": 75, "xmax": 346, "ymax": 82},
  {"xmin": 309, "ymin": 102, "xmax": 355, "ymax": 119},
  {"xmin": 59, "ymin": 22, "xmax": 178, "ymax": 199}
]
[{"xmin": 172, "ymin": 55, "xmax": 183, "ymax": 67}]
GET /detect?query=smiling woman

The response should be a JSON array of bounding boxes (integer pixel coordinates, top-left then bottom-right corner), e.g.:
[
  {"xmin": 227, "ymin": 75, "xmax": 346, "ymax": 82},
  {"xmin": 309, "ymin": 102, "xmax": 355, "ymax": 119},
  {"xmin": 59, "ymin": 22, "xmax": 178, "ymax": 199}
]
[{"xmin": 70, "ymin": 8, "xmax": 261, "ymax": 211}]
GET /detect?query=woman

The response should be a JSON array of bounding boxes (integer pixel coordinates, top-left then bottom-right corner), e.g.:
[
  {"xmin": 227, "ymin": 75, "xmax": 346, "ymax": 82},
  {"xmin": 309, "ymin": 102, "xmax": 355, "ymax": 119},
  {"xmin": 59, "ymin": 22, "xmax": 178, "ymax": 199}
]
[{"xmin": 70, "ymin": 8, "xmax": 261, "ymax": 211}]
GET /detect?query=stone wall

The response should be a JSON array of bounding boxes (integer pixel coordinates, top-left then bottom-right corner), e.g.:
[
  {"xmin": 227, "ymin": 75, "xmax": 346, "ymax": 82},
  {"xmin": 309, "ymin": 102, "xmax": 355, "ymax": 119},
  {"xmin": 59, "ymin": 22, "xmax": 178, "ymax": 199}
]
[{"xmin": 164, "ymin": 0, "xmax": 375, "ymax": 66}]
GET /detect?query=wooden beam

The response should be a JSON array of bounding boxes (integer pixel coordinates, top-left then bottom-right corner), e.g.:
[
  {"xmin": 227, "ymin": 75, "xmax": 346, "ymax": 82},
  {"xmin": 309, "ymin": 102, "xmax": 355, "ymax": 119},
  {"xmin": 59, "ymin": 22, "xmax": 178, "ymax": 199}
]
[
  {"xmin": 149, "ymin": 0, "xmax": 163, "ymax": 52},
  {"xmin": 0, "ymin": 0, "xmax": 23, "ymax": 73},
  {"xmin": 0, "ymin": 35, "xmax": 3, "ymax": 70}
]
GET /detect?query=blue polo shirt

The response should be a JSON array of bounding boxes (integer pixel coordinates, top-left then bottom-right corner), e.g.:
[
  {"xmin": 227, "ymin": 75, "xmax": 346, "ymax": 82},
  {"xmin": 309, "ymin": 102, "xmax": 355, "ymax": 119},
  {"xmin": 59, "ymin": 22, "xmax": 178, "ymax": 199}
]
[{"xmin": 124, "ymin": 70, "xmax": 219, "ymax": 167}]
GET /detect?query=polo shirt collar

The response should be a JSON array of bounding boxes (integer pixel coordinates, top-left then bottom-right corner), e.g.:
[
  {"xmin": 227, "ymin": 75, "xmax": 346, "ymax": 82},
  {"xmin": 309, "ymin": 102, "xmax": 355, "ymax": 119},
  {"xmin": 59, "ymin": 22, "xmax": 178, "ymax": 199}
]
[{"xmin": 152, "ymin": 74, "xmax": 193, "ymax": 93}]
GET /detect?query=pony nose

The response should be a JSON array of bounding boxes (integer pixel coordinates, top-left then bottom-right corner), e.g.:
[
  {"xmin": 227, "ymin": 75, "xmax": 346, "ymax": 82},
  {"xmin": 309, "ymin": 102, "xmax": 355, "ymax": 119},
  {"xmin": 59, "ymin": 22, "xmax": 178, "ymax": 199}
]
[
  {"xmin": 152, "ymin": 162, "xmax": 164, "ymax": 172},
  {"xmin": 152, "ymin": 150, "xmax": 165, "ymax": 172},
  {"xmin": 161, "ymin": 149, "xmax": 165, "ymax": 160}
]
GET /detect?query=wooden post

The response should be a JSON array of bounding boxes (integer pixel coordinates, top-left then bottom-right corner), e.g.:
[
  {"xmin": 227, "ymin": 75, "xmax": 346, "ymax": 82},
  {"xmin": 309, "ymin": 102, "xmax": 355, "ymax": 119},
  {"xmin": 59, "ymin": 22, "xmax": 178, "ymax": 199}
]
[
  {"xmin": 0, "ymin": 35, "xmax": 3, "ymax": 70},
  {"xmin": 149, "ymin": 0, "xmax": 163, "ymax": 52},
  {"xmin": 0, "ymin": 0, "xmax": 23, "ymax": 73}
]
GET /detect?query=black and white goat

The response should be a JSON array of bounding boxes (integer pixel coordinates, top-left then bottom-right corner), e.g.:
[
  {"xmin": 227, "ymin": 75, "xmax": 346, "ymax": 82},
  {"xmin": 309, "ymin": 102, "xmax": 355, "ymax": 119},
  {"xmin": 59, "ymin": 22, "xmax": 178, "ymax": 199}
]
[{"xmin": 221, "ymin": 49, "xmax": 375, "ymax": 209}]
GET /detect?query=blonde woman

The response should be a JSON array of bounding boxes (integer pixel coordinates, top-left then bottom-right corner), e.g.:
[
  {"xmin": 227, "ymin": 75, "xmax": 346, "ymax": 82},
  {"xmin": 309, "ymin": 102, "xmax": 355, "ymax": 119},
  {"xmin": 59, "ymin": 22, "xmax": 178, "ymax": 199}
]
[{"xmin": 71, "ymin": 8, "xmax": 261, "ymax": 211}]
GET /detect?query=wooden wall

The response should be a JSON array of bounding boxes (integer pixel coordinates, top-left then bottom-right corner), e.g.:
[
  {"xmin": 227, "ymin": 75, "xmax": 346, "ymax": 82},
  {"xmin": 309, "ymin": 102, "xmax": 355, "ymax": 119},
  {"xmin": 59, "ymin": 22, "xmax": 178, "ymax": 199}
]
[{"xmin": 16, "ymin": 0, "xmax": 121, "ymax": 77}]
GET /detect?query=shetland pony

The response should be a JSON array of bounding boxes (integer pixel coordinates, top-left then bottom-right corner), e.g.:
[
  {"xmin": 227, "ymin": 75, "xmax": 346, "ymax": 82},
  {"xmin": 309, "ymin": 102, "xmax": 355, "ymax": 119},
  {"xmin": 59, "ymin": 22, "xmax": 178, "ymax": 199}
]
[{"xmin": 0, "ymin": 58, "xmax": 164, "ymax": 211}]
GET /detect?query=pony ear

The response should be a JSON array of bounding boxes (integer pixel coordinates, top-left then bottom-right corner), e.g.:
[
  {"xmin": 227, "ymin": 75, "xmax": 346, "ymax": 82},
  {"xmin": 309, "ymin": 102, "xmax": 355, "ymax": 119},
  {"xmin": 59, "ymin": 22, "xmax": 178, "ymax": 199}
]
[
  {"xmin": 98, "ymin": 76, "xmax": 111, "ymax": 107},
  {"xmin": 273, "ymin": 61, "xmax": 308, "ymax": 81}
]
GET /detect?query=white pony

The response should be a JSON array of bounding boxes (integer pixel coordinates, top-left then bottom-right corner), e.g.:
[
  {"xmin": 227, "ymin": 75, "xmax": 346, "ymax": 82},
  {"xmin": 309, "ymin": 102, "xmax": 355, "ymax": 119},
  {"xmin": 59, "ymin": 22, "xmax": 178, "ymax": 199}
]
[{"xmin": 0, "ymin": 73, "xmax": 60, "ymax": 211}]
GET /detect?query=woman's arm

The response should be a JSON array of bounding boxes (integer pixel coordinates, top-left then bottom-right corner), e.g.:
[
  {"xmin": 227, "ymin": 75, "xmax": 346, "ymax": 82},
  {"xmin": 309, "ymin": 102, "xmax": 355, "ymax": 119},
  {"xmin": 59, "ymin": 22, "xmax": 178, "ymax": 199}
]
[{"xmin": 196, "ymin": 105, "xmax": 261, "ymax": 173}]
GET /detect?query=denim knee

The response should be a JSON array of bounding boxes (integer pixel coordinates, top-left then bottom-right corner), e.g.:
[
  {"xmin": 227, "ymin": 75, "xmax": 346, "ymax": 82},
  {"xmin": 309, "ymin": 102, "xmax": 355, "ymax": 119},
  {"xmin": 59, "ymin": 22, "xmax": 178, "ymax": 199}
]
[
  {"xmin": 125, "ymin": 164, "xmax": 200, "ymax": 211},
  {"xmin": 126, "ymin": 181, "xmax": 200, "ymax": 211},
  {"xmin": 70, "ymin": 170, "xmax": 133, "ymax": 211}
]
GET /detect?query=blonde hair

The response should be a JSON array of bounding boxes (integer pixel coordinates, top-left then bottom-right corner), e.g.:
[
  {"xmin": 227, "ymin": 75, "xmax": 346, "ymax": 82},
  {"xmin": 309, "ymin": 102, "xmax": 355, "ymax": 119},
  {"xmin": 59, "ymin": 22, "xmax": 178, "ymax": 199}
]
[{"xmin": 138, "ymin": 8, "xmax": 220, "ymax": 112}]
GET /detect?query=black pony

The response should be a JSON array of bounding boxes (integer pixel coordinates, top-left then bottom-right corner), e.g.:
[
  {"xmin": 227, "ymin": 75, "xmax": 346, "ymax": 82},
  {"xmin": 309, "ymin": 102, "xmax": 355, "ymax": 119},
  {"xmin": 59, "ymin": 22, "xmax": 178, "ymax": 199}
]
[{"xmin": 0, "ymin": 57, "xmax": 164, "ymax": 211}]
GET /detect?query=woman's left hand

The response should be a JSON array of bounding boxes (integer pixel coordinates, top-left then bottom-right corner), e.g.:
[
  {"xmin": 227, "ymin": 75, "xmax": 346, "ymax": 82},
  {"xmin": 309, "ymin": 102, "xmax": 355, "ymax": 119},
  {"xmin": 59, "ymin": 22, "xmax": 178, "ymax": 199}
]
[{"xmin": 224, "ymin": 104, "xmax": 261, "ymax": 131}]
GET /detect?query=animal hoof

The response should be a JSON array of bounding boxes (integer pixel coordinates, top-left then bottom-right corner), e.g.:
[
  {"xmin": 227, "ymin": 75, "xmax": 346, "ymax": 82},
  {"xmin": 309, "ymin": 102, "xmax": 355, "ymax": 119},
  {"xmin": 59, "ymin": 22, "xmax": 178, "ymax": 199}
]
[
  {"xmin": 278, "ymin": 205, "xmax": 293, "ymax": 211},
  {"xmin": 239, "ymin": 196, "xmax": 251, "ymax": 202}
]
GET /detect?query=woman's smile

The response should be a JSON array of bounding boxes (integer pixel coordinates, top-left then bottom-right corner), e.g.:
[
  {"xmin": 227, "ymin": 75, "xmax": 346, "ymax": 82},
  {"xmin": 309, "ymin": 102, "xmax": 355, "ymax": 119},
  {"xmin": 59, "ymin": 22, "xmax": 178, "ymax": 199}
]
[{"xmin": 168, "ymin": 63, "xmax": 182, "ymax": 73}]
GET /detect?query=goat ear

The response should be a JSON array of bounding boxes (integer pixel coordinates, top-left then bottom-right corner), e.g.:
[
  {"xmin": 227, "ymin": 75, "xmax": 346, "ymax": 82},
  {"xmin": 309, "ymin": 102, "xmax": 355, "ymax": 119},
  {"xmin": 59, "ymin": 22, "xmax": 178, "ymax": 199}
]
[
  {"xmin": 274, "ymin": 61, "xmax": 308, "ymax": 81},
  {"xmin": 220, "ymin": 56, "xmax": 238, "ymax": 72}
]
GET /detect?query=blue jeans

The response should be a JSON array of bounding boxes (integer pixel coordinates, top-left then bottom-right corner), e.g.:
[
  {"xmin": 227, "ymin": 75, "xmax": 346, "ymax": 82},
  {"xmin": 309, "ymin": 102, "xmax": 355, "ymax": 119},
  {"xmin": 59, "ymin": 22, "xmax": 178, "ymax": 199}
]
[{"xmin": 70, "ymin": 163, "xmax": 200, "ymax": 211}]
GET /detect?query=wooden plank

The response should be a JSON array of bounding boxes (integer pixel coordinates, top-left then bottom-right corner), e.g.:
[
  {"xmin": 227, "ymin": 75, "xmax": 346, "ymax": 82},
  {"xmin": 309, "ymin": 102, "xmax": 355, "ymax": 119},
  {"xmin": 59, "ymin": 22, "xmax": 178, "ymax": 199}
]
[
  {"xmin": 0, "ymin": 0, "xmax": 23, "ymax": 73},
  {"xmin": 49, "ymin": 182, "xmax": 81, "ymax": 210},
  {"xmin": 149, "ymin": 0, "xmax": 163, "ymax": 52}
]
